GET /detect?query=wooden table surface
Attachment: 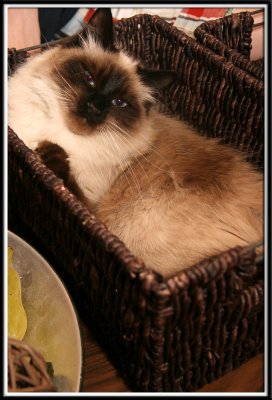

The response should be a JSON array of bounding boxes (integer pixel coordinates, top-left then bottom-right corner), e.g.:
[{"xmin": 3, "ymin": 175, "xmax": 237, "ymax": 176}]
[{"xmin": 80, "ymin": 321, "xmax": 264, "ymax": 393}]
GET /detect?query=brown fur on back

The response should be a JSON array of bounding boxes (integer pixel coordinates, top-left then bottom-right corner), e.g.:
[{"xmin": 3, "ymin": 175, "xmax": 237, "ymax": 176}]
[{"xmin": 95, "ymin": 111, "xmax": 263, "ymax": 276}]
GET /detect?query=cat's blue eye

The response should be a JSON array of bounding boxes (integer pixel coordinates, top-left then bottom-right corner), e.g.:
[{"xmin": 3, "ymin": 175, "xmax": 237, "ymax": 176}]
[
  {"xmin": 112, "ymin": 99, "xmax": 127, "ymax": 108},
  {"xmin": 84, "ymin": 70, "xmax": 95, "ymax": 87}
]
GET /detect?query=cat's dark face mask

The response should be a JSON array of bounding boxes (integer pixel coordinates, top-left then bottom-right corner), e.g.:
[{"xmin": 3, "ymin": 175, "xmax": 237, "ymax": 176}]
[{"xmin": 51, "ymin": 8, "xmax": 177, "ymax": 136}]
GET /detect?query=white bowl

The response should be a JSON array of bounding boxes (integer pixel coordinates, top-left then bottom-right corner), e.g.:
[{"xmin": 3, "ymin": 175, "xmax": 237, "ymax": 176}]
[{"xmin": 8, "ymin": 230, "xmax": 83, "ymax": 392}]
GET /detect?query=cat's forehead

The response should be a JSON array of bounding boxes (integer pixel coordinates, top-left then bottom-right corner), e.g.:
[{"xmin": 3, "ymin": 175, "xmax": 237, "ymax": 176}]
[
  {"xmin": 38, "ymin": 40, "xmax": 153, "ymax": 104},
  {"xmin": 84, "ymin": 37, "xmax": 138, "ymax": 70},
  {"xmin": 56, "ymin": 41, "xmax": 137, "ymax": 79}
]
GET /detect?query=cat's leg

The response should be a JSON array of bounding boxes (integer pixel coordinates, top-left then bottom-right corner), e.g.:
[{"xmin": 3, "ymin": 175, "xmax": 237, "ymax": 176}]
[
  {"xmin": 35, "ymin": 140, "xmax": 70, "ymax": 181},
  {"xmin": 35, "ymin": 140, "xmax": 93, "ymax": 210}
]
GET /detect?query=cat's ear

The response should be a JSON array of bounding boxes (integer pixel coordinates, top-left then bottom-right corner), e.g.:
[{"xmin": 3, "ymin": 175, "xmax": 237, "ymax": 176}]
[
  {"xmin": 87, "ymin": 8, "xmax": 115, "ymax": 51},
  {"xmin": 60, "ymin": 8, "xmax": 115, "ymax": 51},
  {"xmin": 137, "ymin": 66, "xmax": 177, "ymax": 90}
]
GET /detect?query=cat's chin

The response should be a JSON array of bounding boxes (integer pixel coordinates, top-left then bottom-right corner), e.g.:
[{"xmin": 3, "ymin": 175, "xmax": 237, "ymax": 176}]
[
  {"xmin": 63, "ymin": 115, "xmax": 117, "ymax": 137},
  {"xmin": 65, "ymin": 118, "xmax": 100, "ymax": 136}
]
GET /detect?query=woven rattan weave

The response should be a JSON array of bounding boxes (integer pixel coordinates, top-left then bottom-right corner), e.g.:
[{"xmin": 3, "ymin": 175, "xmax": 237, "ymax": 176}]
[{"xmin": 194, "ymin": 12, "xmax": 264, "ymax": 80}]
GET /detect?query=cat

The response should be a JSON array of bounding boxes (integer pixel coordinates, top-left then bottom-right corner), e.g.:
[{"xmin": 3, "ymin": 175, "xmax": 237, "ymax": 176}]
[{"xmin": 8, "ymin": 8, "xmax": 263, "ymax": 277}]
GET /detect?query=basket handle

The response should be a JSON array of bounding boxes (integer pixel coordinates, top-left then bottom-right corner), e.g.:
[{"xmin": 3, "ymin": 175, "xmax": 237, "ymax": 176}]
[{"xmin": 15, "ymin": 38, "xmax": 65, "ymax": 53}]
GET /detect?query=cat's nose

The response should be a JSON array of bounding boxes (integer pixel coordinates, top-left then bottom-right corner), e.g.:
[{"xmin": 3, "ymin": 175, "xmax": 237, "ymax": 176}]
[{"xmin": 87, "ymin": 102, "xmax": 101, "ymax": 116}]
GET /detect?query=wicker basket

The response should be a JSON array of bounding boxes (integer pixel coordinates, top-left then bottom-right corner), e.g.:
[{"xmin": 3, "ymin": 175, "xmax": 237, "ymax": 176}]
[
  {"xmin": 8, "ymin": 12, "xmax": 264, "ymax": 392},
  {"xmin": 194, "ymin": 11, "xmax": 264, "ymax": 80}
]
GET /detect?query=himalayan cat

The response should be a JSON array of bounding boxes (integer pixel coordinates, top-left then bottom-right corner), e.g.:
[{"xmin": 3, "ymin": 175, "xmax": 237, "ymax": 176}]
[{"xmin": 8, "ymin": 8, "xmax": 263, "ymax": 277}]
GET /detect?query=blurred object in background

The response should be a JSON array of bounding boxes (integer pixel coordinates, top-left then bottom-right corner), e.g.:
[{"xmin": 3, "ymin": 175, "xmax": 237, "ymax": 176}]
[
  {"xmin": 8, "ymin": 8, "xmax": 41, "ymax": 49},
  {"xmin": 38, "ymin": 8, "xmax": 95, "ymax": 42},
  {"xmin": 7, "ymin": 7, "xmax": 264, "ymax": 61},
  {"xmin": 175, "ymin": 7, "xmax": 228, "ymax": 36},
  {"xmin": 232, "ymin": 8, "xmax": 264, "ymax": 60}
]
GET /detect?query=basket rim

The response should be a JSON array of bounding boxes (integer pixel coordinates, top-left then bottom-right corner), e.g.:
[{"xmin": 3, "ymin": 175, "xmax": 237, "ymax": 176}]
[
  {"xmin": 194, "ymin": 11, "xmax": 264, "ymax": 80},
  {"xmin": 114, "ymin": 13, "xmax": 264, "ymax": 90}
]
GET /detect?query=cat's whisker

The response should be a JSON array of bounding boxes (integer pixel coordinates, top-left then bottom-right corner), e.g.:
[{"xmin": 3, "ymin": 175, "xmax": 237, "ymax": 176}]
[
  {"xmin": 99, "ymin": 126, "xmax": 127, "ymax": 184},
  {"xmin": 95, "ymin": 130, "xmax": 112, "ymax": 183},
  {"xmin": 54, "ymin": 76, "xmax": 79, "ymax": 101},
  {"xmin": 104, "ymin": 125, "xmax": 143, "ymax": 196},
  {"xmin": 48, "ymin": 50, "xmax": 79, "ymax": 98},
  {"xmin": 108, "ymin": 126, "xmax": 161, "ymax": 181},
  {"xmin": 106, "ymin": 129, "xmax": 144, "ymax": 200},
  {"xmin": 107, "ymin": 121, "xmax": 151, "ymax": 185},
  {"xmin": 106, "ymin": 122, "xmax": 147, "ymax": 174},
  {"xmin": 32, "ymin": 79, "xmax": 68, "ymax": 104},
  {"xmin": 57, "ymin": 92, "xmax": 74, "ymax": 104},
  {"xmin": 108, "ymin": 120, "xmax": 172, "ymax": 175},
  {"xmin": 52, "ymin": 79, "xmax": 78, "ymax": 108},
  {"xmin": 85, "ymin": 185, "xmax": 95, "ymax": 195},
  {"xmin": 108, "ymin": 119, "xmax": 170, "ymax": 166},
  {"xmin": 102, "ymin": 131, "xmax": 136, "ymax": 197},
  {"xmin": 101, "ymin": 126, "xmax": 142, "ymax": 200},
  {"xmin": 79, "ymin": 131, "xmax": 114, "ymax": 198}
]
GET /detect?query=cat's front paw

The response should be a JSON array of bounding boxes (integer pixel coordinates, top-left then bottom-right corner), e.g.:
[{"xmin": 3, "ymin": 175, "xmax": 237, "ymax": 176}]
[
  {"xmin": 35, "ymin": 140, "xmax": 94, "ymax": 211},
  {"xmin": 35, "ymin": 140, "xmax": 70, "ymax": 181}
]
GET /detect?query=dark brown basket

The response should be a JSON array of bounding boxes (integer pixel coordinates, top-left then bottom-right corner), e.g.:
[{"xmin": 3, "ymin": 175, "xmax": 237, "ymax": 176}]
[
  {"xmin": 194, "ymin": 12, "xmax": 264, "ymax": 80},
  {"xmin": 8, "ymin": 12, "xmax": 264, "ymax": 392}
]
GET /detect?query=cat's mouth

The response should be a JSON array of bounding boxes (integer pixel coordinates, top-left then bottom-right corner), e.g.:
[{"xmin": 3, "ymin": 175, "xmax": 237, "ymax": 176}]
[
  {"xmin": 85, "ymin": 102, "xmax": 109, "ymax": 124},
  {"xmin": 75, "ymin": 97, "xmax": 110, "ymax": 126},
  {"xmin": 64, "ymin": 104, "xmax": 109, "ymax": 135}
]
